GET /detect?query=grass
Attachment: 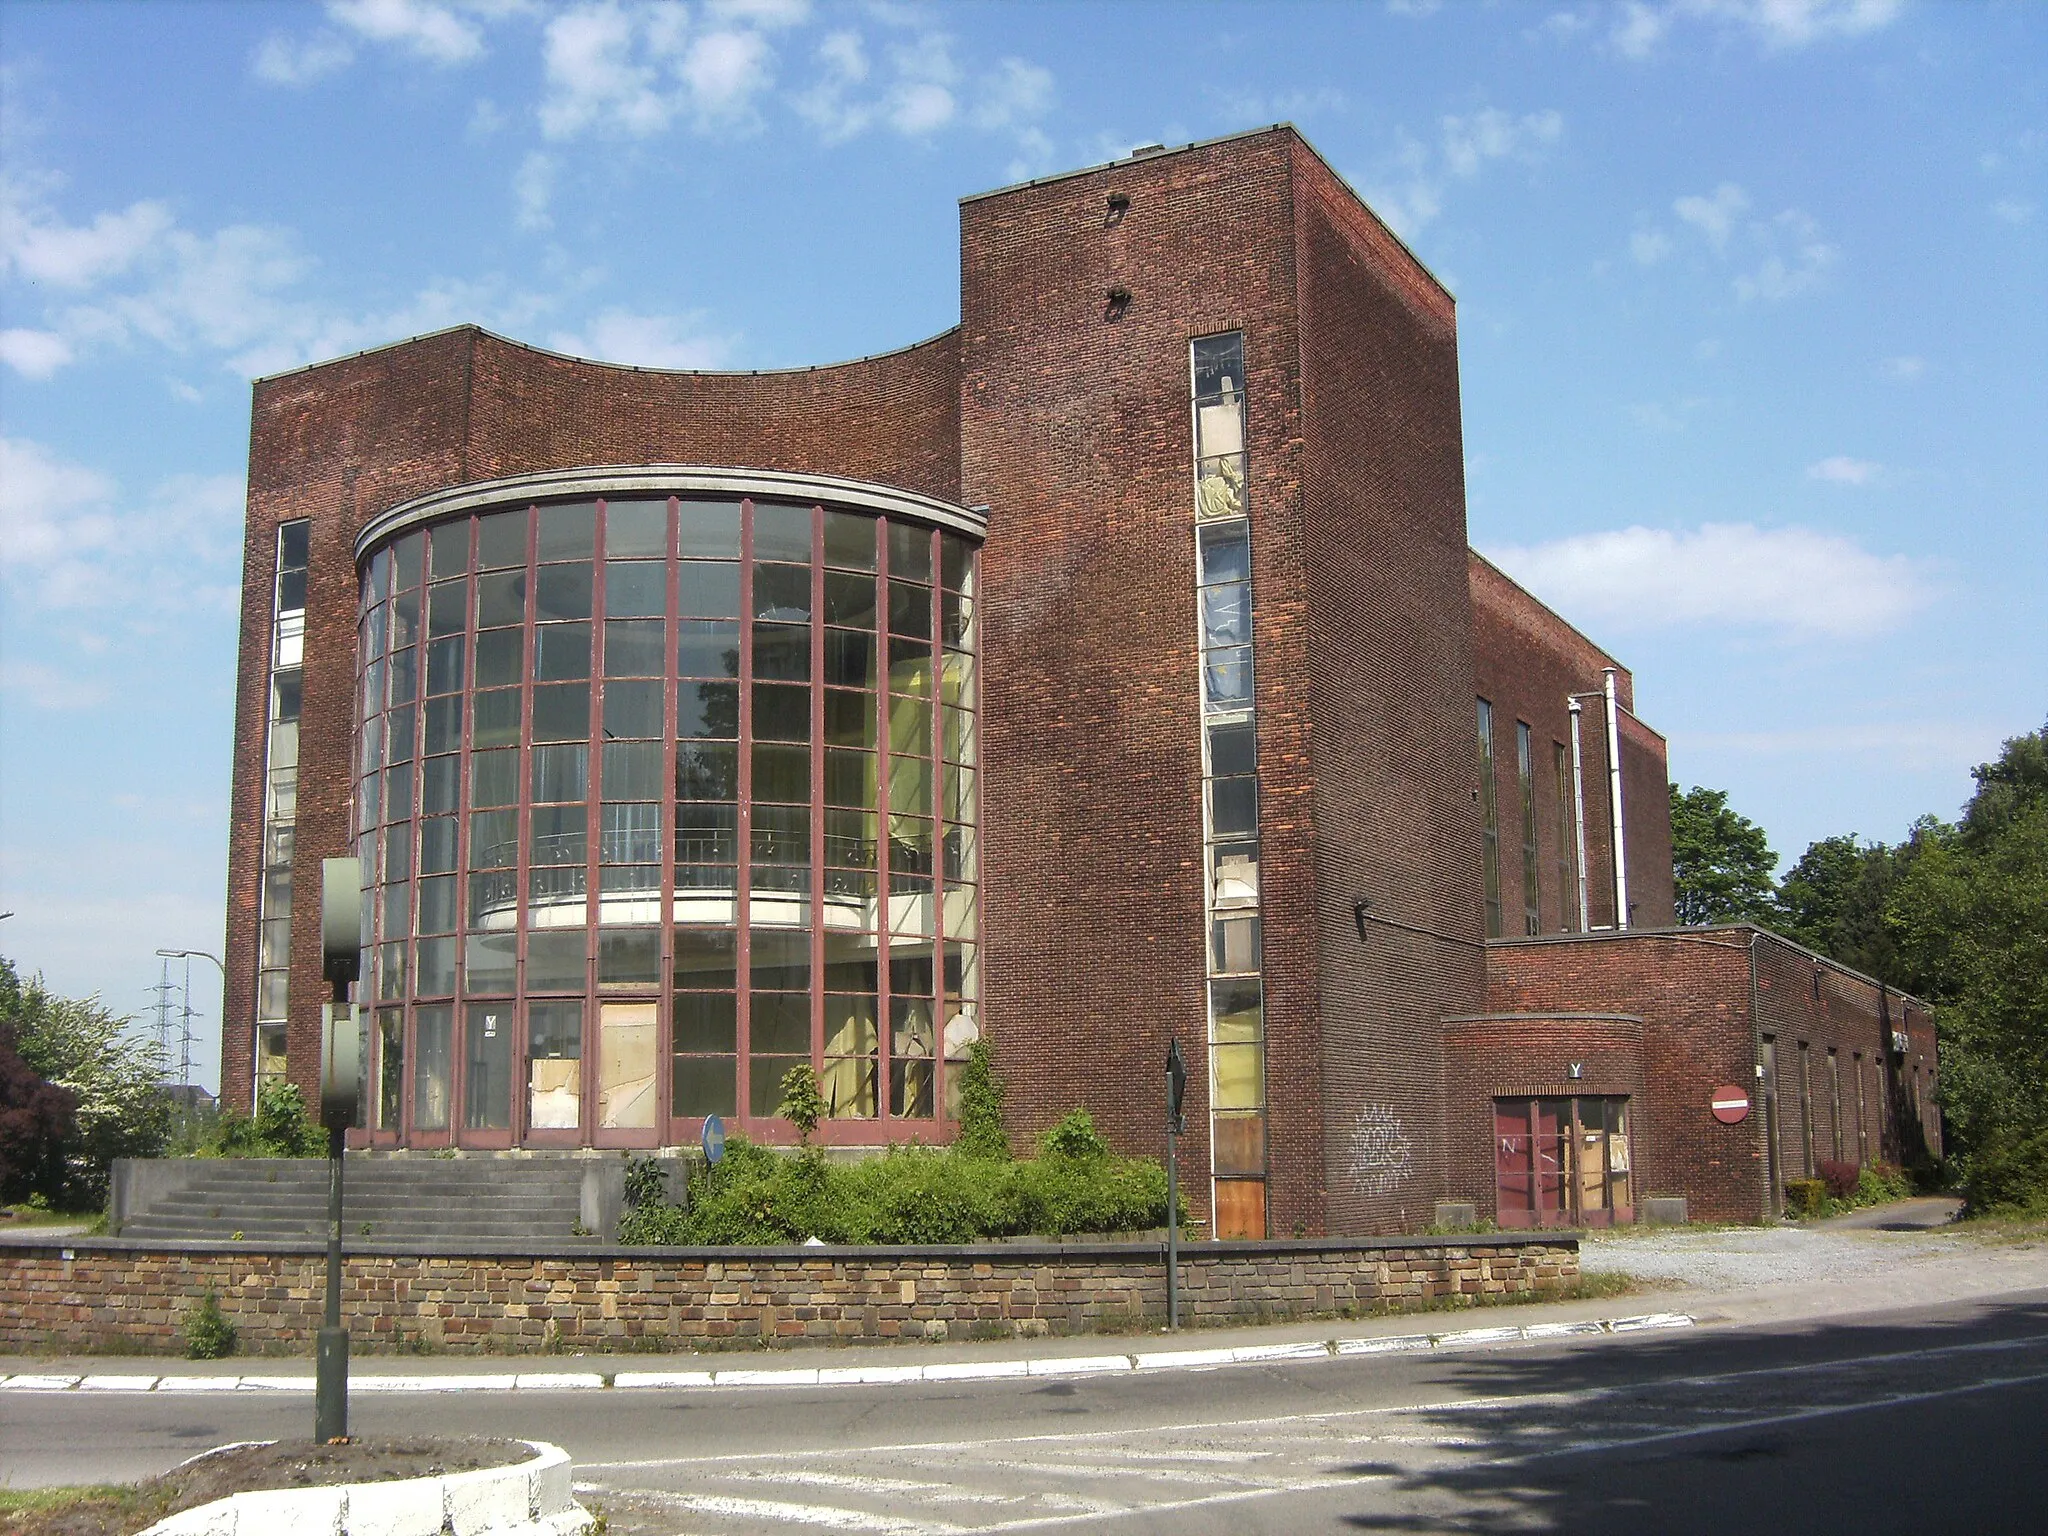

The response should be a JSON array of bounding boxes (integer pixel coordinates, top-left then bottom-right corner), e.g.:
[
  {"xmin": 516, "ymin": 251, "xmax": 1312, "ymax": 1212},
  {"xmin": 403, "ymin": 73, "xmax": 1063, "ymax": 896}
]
[
  {"xmin": 0, "ymin": 1203, "xmax": 103, "ymax": 1230},
  {"xmin": 0, "ymin": 1484, "xmax": 158, "ymax": 1535},
  {"xmin": 1950, "ymin": 1211, "xmax": 2048, "ymax": 1246}
]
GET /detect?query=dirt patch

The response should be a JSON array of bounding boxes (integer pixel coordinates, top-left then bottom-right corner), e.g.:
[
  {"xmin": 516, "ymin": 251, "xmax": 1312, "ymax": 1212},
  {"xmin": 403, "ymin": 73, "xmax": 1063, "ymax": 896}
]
[{"xmin": 0, "ymin": 1436, "xmax": 532, "ymax": 1536}]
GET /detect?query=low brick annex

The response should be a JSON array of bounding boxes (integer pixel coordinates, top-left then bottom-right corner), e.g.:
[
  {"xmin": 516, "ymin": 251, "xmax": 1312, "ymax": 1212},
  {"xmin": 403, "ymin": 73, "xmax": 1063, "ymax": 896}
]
[{"xmin": 0, "ymin": 1237, "xmax": 1577, "ymax": 1355}]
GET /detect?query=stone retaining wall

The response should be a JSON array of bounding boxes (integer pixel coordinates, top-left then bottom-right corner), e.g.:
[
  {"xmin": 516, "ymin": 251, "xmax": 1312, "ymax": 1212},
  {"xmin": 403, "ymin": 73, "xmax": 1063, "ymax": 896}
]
[{"xmin": 0, "ymin": 1236, "xmax": 1577, "ymax": 1355}]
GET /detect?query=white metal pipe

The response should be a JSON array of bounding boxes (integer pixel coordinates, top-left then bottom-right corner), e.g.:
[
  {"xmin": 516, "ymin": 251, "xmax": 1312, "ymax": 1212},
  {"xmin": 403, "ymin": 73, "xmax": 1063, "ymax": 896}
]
[
  {"xmin": 1603, "ymin": 668, "xmax": 1630, "ymax": 931},
  {"xmin": 1567, "ymin": 699, "xmax": 1591, "ymax": 932}
]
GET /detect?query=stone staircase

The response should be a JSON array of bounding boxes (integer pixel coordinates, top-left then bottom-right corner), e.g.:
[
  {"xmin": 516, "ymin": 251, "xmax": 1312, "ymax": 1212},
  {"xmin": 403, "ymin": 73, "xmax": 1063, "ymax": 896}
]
[{"xmin": 111, "ymin": 1157, "xmax": 612, "ymax": 1245}]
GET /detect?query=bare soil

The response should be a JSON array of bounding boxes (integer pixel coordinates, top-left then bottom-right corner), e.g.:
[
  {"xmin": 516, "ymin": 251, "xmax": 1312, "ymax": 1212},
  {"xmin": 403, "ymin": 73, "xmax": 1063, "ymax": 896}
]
[{"xmin": 0, "ymin": 1436, "xmax": 531, "ymax": 1536}]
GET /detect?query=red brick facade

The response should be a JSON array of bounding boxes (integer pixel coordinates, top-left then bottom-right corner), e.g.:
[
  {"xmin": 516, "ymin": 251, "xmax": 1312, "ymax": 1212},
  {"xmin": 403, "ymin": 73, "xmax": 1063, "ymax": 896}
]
[
  {"xmin": 222, "ymin": 125, "xmax": 1913, "ymax": 1237},
  {"xmin": 1459, "ymin": 927, "xmax": 1941, "ymax": 1224}
]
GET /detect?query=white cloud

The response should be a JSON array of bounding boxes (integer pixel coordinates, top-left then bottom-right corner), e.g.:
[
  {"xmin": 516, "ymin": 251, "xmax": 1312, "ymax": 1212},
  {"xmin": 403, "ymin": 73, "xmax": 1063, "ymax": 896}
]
[
  {"xmin": 328, "ymin": 0, "xmax": 486, "ymax": 66},
  {"xmin": 1611, "ymin": 0, "xmax": 1902, "ymax": 58},
  {"xmin": 795, "ymin": 26, "xmax": 1051, "ymax": 159},
  {"xmin": 1880, "ymin": 355, "xmax": 1924, "ymax": 382},
  {"xmin": 1629, "ymin": 227, "xmax": 1672, "ymax": 265},
  {"xmin": 1482, "ymin": 522, "xmax": 1930, "ymax": 639},
  {"xmin": 0, "ymin": 438, "xmax": 242, "ymax": 620},
  {"xmin": 1, "ymin": 188, "xmax": 174, "ymax": 288},
  {"xmin": 1734, "ymin": 208, "xmax": 1836, "ymax": 300},
  {"xmin": 971, "ymin": 58, "xmax": 1054, "ymax": 131},
  {"xmin": 888, "ymin": 80, "xmax": 955, "ymax": 135},
  {"xmin": 1684, "ymin": 721, "xmax": 2006, "ymax": 774},
  {"xmin": 1654, "ymin": 184, "xmax": 1837, "ymax": 301},
  {"xmin": 0, "ymin": 327, "xmax": 73, "ymax": 378},
  {"xmin": 538, "ymin": 2, "xmax": 782, "ymax": 139},
  {"xmin": 252, "ymin": 30, "xmax": 356, "ymax": 85},
  {"xmin": 0, "ymin": 658, "xmax": 110, "ymax": 711},
  {"xmin": 1674, "ymin": 182, "xmax": 1748, "ymax": 250},
  {"xmin": 706, "ymin": 0, "xmax": 810, "ymax": 27},
  {"xmin": 682, "ymin": 30, "xmax": 773, "ymax": 120},
  {"xmin": 1363, "ymin": 107, "xmax": 1565, "ymax": 237},
  {"xmin": 513, "ymin": 151, "xmax": 556, "ymax": 231},
  {"xmin": 546, "ymin": 309, "xmax": 738, "ymax": 369},
  {"xmin": 1807, "ymin": 455, "xmax": 1880, "ymax": 486},
  {"xmin": 1991, "ymin": 196, "xmax": 2035, "ymax": 225},
  {"xmin": 540, "ymin": 3, "xmax": 673, "ymax": 139},
  {"xmin": 1441, "ymin": 107, "xmax": 1562, "ymax": 178}
]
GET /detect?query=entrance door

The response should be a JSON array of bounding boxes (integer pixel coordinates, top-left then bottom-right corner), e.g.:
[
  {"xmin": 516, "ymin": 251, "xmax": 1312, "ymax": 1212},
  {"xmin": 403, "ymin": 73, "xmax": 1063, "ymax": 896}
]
[
  {"xmin": 460, "ymin": 1001, "xmax": 514, "ymax": 1145},
  {"xmin": 595, "ymin": 1001, "xmax": 659, "ymax": 1143},
  {"xmin": 1494, "ymin": 1096, "xmax": 1634, "ymax": 1227}
]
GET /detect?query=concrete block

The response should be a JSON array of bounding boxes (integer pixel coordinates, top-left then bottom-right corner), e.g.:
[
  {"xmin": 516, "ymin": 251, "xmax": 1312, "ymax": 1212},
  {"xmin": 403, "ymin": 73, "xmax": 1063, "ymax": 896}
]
[
  {"xmin": 1644, "ymin": 1196, "xmax": 1688, "ymax": 1225},
  {"xmin": 342, "ymin": 1477, "xmax": 449, "ymax": 1536}
]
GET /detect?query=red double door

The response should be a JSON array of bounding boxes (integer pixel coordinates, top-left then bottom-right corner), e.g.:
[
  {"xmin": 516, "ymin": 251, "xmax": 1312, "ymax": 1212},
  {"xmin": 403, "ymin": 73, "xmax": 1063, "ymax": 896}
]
[{"xmin": 1495, "ymin": 1096, "xmax": 1634, "ymax": 1229}]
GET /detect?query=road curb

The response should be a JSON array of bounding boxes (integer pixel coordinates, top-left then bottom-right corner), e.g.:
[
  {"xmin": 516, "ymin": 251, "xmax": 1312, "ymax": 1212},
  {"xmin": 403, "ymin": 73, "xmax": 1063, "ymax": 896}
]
[
  {"xmin": 0, "ymin": 1312, "xmax": 1694, "ymax": 1396},
  {"xmin": 136, "ymin": 1438, "xmax": 592, "ymax": 1536}
]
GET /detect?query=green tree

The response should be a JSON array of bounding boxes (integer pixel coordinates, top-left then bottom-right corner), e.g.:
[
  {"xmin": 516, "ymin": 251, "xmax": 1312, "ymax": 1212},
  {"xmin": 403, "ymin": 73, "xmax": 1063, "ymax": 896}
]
[
  {"xmin": 776, "ymin": 1063, "xmax": 826, "ymax": 1147},
  {"xmin": 1669, "ymin": 784, "xmax": 1779, "ymax": 926},
  {"xmin": 1775, "ymin": 827, "xmax": 1936, "ymax": 987},
  {"xmin": 1891, "ymin": 721, "xmax": 2048, "ymax": 1211},
  {"xmin": 0, "ymin": 957, "xmax": 170, "ymax": 1205},
  {"xmin": 1775, "ymin": 834, "xmax": 1865, "ymax": 952}
]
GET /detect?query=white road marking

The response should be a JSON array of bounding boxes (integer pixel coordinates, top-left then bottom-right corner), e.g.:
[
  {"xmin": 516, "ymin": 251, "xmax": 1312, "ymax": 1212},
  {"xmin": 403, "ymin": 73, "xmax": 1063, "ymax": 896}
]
[{"xmin": 624, "ymin": 1489, "xmax": 966, "ymax": 1533}]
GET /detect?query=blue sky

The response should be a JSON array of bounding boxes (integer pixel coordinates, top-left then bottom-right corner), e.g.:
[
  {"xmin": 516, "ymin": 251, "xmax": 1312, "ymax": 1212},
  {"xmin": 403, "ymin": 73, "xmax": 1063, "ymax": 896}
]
[{"xmin": 1, "ymin": 0, "xmax": 2041, "ymax": 1088}]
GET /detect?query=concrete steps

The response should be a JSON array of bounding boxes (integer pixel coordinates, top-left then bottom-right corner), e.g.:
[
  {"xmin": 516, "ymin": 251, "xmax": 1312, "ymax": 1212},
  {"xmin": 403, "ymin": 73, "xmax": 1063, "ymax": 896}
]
[{"xmin": 111, "ymin": 1157, "xmax": 619, "ymax": 1245}]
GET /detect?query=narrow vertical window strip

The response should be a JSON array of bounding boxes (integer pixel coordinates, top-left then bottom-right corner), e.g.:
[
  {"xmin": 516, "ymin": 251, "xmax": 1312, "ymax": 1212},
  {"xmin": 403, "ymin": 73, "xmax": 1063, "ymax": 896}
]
[
  {"xmin": 1517, "ymin": 721, "xmax": 1539, "ymax": 937},
  {"xmin": 1191, "ymin": 331, "xmax": 1266, "ymax": 1240},
  {"xmin": 1477, "ymin": 699, "xmax": 1500, "ymax": 939},
  {"xmin": 256, "ymin": 519, "xmax": 311, "ymax": 1099}
]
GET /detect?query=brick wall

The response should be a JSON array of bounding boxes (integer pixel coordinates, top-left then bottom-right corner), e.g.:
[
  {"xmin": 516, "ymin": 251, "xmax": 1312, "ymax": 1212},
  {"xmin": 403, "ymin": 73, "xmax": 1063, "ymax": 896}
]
[
  {"xmin": 1291, "ymin": 145, "xmax": 1482, "ymax": 1234},
  {"xmin": 0, "ymin": 1237, "xmax": 1577, "ymax": 1355},
  {"xmin": 227, "ymin": 326, "xmax": 964, "ymax": 1111},
  {"xmin": 1443, "ymin": 1013, "xmax": 1648, "ymax": 1222},
  {"xmin": 1474, "ymin": 926, "xmax": 1937, "ymax": 1222},
  {"xmin": 1467, "ymin": 553, "xmax": 1675, "ymax": 936},
  {"xmin": 961, "ymin": 132, "xmax": 1305, "ymax": 1220}
]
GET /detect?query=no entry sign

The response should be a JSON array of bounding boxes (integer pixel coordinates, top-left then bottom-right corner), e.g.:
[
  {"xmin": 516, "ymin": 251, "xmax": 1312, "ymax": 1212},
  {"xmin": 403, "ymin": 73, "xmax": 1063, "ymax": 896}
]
[{"xmin": 1711, "ymin": 1085, "xmax": 1752, "ymax": 1125}]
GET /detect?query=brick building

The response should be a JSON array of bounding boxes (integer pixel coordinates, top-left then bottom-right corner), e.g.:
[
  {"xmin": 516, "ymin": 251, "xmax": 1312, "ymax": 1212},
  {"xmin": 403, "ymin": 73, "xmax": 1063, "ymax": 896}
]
[{"xmin": 221, "ymin": 126, "xmax": 1936, "ymax": 1238}]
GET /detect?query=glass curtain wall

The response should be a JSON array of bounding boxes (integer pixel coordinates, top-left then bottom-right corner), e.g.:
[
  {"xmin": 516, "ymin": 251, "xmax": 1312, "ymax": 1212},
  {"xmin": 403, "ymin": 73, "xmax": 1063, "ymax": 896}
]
[
  {"xmin": 354, "ymin": 493, "xmax": 978, "ymax": 1146},
  {"xmin": 1191, "ymin": 332, "xmax": 1267, "ymax": 1240},
  {"xmin": 255, "ymin": 519, "xmax": 309, "ymax": 1105}
]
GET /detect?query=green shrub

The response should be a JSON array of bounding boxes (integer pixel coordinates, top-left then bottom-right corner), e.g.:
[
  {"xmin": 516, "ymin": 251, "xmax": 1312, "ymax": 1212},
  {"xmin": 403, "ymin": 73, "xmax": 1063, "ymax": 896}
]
[
  {"xmin": 1962, "ymin": 1129, "xmax": 2048, "ymax": 1217},
  {"xmin": 205, "ymin": 1083, "xmax": 326, "ymax": 1158},
  {"xmin": 1038, "ymin": 1108, "xmax": 1109, "ymax": 1162},
  {"xmin": 1783, "ymin": 1178, "xmax": 1829, "ymax": 1218},
  {"xmin": 953, "ymin": 1038, "xmax": 1010, "ymax": 1161},
  {"xmin": 1857, "ymin": 1160, "xmax": 1913, "ymax": 1204},
  {"xmin": 184, "ymin": 1289, "xmax": 237, "ymax": 1359},
  {"xmin": 617, "ymin": 1154, "xmax": 691, "ymax": 1244},
  {"xmin": 664, "ymin": 1127, "xmax": 1170, "ymax": 1247}
]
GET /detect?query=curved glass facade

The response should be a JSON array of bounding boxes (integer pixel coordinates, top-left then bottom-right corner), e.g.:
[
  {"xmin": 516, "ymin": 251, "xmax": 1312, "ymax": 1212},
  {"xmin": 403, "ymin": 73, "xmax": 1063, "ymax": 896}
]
[{"xmin": 353, "ymin": 488, "xmax": 980, "ymax": 1146}]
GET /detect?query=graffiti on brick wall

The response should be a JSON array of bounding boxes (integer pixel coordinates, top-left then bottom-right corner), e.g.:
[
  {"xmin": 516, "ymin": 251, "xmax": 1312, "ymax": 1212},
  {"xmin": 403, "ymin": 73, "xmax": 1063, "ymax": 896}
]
[{"xmin": 1345, "ymin": 1103, "xmax": 1414, "ymax": 1200}]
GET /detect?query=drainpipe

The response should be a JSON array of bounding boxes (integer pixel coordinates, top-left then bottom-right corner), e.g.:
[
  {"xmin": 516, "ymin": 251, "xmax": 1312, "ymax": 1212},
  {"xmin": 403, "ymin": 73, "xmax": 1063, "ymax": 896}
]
[
  {"xmin": 1567, "ymin": 699, "xmax": 1592, "ymax": 932},
  {"xmin": 1603, "ymin": 667, "xmax": 1630, "ymax": 931}
]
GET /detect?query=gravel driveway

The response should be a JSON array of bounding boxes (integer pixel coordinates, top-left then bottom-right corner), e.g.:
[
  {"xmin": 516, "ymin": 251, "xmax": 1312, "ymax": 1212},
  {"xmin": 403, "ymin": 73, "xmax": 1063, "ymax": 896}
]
[{"xmin": 1577, "ymin": 1198, "xmax": 2012, "ymax": 1293}]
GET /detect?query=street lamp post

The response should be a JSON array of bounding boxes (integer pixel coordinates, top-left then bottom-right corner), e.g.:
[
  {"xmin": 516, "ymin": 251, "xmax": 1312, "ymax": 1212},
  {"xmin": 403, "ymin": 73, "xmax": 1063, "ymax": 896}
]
[{"xmin": 1165, "ymin": 1038, "xmax": 1188, "ymax": 1331}]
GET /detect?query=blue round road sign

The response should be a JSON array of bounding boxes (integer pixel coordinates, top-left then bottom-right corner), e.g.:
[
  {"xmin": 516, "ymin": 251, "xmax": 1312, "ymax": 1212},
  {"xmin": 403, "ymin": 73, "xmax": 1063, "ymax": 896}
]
[{"xmin": 701, "ymin": 1113, "xmax": 727, "ymax": 1165}]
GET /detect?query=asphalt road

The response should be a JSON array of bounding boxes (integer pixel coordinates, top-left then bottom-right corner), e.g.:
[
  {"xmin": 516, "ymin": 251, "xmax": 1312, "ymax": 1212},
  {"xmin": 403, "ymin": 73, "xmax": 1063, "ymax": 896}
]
[{"xmin": 7, "ymin": 1288, "xmax": 2048, "ymax": 1533}]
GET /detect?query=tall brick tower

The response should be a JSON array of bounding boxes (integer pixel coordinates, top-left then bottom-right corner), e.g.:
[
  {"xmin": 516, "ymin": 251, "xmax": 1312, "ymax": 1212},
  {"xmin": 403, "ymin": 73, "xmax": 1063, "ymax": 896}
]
[{"xmin": 963, "ymin": 128, "xmax": 1483, "ymax": 1236}]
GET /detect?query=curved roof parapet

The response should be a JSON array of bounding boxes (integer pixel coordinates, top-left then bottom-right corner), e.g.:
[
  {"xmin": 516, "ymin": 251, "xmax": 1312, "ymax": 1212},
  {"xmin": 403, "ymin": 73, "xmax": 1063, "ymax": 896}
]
[
  {"xmin": 255, "ymin": 320, "xmax": 959, "ymax": 386},
  {"xmin": 356, "ymin": 464, "xmax": 986, "ymax": 563}
]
